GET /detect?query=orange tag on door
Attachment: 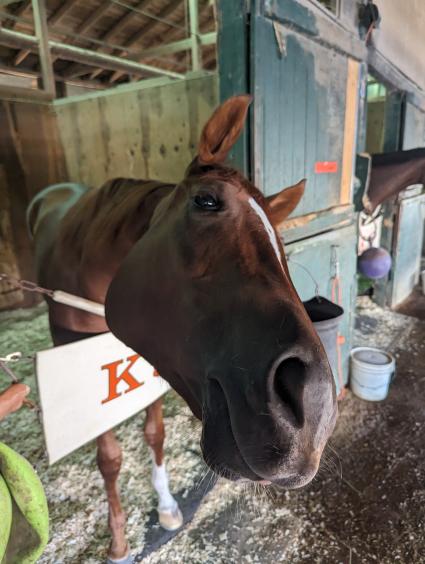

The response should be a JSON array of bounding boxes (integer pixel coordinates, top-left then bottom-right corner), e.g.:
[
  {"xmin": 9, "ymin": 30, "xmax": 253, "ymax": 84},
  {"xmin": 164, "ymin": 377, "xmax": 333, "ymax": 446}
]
[{"xmin": 315, "ymin": 161, "xmax": 338, "ymax": 174}]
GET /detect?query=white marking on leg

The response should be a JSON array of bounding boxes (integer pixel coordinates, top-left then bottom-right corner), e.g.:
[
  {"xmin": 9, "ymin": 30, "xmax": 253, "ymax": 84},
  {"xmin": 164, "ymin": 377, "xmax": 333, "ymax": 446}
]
[
  {"xmin": 248, "ymin": 197, "xmax": 285, "ymax": 273},
  {"xmin": 151, "ymin": 456, "xmax": 177, "ymax": 512}
]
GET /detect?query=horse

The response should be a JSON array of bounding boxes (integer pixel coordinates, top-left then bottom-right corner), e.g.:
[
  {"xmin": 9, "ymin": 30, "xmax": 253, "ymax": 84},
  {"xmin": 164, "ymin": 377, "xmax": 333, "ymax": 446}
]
[
  {"xmin": 363, "ymin": 147, "xmax": 425, "ymax": 213},
  {"xmin": 27, "ymin": 95, "xmax": 337, "ymax": 563}
]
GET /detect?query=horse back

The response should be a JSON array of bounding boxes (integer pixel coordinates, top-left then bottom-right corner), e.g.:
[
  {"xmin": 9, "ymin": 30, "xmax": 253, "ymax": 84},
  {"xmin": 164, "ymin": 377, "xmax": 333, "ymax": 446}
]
[{"xmin": 28, "ymin": 178, "xmax": 173, "ymax": 334}]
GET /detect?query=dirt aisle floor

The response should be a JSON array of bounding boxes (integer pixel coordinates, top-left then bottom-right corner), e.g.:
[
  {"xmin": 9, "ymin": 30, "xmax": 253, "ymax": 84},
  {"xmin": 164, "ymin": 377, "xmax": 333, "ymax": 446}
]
[{"xmin": 0, "ymin": 297, "xmax": 424, "ymax": 563}]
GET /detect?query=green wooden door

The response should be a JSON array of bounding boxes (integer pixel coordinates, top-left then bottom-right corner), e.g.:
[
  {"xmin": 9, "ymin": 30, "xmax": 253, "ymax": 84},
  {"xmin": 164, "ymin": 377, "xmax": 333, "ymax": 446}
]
[{"xmin": 251, "ymin": 3, "xmax": 348, "ymax": 215}]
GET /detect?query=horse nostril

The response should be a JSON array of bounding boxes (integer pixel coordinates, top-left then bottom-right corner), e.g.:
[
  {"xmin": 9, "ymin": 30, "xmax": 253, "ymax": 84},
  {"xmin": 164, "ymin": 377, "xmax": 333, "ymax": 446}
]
[{"xmin": 273, "ymin": 357, "xmax": 307, "ymax": 427}]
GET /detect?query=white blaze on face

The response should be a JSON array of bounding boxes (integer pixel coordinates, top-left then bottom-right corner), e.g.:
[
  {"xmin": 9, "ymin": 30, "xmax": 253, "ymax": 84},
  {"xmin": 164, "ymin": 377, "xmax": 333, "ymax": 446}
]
[{"xmin": 248, "ymin": 197, "xmax": 285, "ymax": 273}]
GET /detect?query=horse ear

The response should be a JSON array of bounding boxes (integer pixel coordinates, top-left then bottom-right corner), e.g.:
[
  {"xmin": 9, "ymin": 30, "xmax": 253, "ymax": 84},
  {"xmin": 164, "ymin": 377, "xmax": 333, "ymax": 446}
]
[
  {"xmin": 266, "ymin": 179, "xmax": 306, "ymax": 225},
  {"xmin": 198, "ymin": 95, "xmax": 252, "ymax": 164}
]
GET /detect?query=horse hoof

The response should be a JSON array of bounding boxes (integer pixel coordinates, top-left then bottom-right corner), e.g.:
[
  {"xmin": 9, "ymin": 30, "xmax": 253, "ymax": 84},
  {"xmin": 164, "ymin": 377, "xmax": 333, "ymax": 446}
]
[
  {"xmin": 106, "ymin": 550, "xmax": 133, "ymax": 564},
  {"xmin": 158, "ymin": 506, "xmax": 184, "ymax": 531}
]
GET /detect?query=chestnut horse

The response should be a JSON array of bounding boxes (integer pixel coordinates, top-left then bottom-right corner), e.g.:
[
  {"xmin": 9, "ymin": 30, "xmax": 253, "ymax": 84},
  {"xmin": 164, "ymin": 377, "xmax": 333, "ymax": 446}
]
[
  {"xmin": 28, "ymin": 96, "xmax": 337, "ymax": 562},
  {"xmin": 363, "ymin": 147, "xmax": 425, "ymax": 213}
]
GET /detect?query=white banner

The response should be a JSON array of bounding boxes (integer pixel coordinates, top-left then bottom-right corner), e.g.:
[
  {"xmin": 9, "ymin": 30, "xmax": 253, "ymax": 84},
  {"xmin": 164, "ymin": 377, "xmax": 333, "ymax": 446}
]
[{"xmin": 36, "ymin": 332, "xmax": 169, "ymax": 464}]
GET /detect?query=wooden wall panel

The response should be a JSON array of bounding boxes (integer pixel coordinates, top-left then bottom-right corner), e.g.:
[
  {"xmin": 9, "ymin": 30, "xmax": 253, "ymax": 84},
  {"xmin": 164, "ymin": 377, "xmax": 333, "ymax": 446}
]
[
  {"xmin": 55, "ymin": 75, "xmax": 218, "ymax": 188},
  {"xmin": 0, "ymin": 100, "xmax": 68, "ymax": 309}
]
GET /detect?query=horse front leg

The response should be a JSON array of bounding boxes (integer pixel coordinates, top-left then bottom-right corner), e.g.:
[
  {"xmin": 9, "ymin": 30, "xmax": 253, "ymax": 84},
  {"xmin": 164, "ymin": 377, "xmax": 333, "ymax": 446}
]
[
  {"xmin": 97, "ymin": 430, "xmax": 131, "ymax": 563},
  {"xmin": 144, "ymin": 398, "xmax": 183, "ymax": 531}
]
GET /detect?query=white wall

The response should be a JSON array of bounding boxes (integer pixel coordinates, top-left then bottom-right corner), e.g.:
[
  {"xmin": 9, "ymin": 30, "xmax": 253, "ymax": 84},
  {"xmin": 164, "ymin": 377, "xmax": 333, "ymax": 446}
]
[{"xmin": 370, "ymin": 0, "xmax": 425, "ymax": 93}]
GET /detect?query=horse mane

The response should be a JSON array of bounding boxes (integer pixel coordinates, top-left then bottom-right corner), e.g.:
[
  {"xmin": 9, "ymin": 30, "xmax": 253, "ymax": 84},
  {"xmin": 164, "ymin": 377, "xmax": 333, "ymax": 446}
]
[{"xmin": 59, "ymin": 177, "xmax": 173, "ymax": 264}]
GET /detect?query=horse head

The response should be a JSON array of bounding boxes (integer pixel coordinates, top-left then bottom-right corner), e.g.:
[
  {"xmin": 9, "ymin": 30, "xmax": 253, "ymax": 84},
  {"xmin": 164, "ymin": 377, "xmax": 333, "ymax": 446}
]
[{"xmin": 106, "ymin": 96, "xmax": 337, "ymax": 488}]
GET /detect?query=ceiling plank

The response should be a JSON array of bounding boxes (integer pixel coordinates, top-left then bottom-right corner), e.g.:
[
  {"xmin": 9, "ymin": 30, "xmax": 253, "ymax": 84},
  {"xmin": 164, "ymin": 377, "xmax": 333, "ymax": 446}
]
[
  {"xmin": 0, "ymin": 26, "xmax": 185, "ymax": 79},
  {"xmin": 62, "ymin": 0, "xmax": 151, "ymax": 79},
  {"xmin": 14, "ymin": 0, "xmax": 75, "ymax": 66},
  {"xmin": 47, "ymin": 1, "xmax": 113, "ymax": 72},
  {"xmin": 109, "ymin": 0, "xmax": 183, "ymax": 83},
  {"xmin": 1, "ymin": 0, "xmax": 30, "ymax": 28}
]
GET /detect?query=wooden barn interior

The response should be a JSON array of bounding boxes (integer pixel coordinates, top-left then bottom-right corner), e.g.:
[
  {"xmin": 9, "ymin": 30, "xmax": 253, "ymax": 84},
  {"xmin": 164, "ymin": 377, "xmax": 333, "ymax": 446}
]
[{"xmin": 1, "ymin": 1, "xmax": 425, "ymax": 562}]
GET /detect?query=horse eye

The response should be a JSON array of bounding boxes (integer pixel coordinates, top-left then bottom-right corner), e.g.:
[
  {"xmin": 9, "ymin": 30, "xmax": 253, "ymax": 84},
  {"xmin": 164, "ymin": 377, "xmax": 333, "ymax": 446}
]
[{"xmin": 193, "ymin": 193, "xmax": 221, "ymax": 211}]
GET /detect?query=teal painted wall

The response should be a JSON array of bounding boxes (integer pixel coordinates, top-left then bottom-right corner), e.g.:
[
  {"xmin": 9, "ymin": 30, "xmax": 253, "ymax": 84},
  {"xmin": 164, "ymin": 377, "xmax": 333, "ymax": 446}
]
[
  {"xmin": 286, "ymin": 223, "xmax": 357, "ymax": 392},
  {"xmin": 252, "ymin": 16, "xmax": 347, "ymax": 216}
]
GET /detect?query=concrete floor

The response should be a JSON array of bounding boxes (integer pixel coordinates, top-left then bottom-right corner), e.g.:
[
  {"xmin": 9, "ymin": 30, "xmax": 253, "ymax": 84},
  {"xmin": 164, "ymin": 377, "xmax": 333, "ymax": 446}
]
[
  {"xmin": 1, "ymin": 298, "xmax": 424, "ymax": 563},
  {"xmin": 395, "ymin": 286, "xmax": 425, "ymax": 321}
]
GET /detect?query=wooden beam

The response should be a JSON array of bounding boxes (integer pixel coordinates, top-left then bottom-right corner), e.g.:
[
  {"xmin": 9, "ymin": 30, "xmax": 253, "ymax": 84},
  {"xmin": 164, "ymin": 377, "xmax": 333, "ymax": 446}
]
[
  {"xmin": 71, "ymin": 2, "xmax": 215, "ymax": 81},
  {"xmin": 0, "ymin": 27, "xmax": 185, "ymax": 79},
  {"xmin": 0, "ymin": 83, "xmax": 53, "ymax": 102},
  {"xmin": 0, "ymin": 63, "xmax": 106, "ymax": 89},
  {"xmin": 129, "ymin": 32, "xmax": 216, "ymax": 58},
  {"xmin": 340, "ymin": 58, "xmax": 360, "ymax": 205},
  {"xmin": 188, "ymin": 0, "xmax": 201, "ymax": 71},
  {"xmin": 32, "ymin": 0, "xmax": 55, "ymax": 96},
  {"xmin": 15, "ymin": 0, "xmax": 83, "ymax": 66},
  {"xmin": 89, "ymin": 32, "xmax": 216, "ymax": 82}
]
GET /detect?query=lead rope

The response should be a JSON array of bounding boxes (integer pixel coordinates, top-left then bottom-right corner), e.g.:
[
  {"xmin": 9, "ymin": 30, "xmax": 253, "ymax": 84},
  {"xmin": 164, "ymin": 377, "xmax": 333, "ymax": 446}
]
[{"xmin": 0, "ymin": 273, "xmax": 105, "ymax": 317}]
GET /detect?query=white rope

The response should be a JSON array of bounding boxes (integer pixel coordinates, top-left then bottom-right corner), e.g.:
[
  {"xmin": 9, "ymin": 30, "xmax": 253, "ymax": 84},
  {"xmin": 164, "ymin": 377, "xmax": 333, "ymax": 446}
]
[{"xmin": 0, "ymin": 274, "xmax": 105, "ymax": 317}]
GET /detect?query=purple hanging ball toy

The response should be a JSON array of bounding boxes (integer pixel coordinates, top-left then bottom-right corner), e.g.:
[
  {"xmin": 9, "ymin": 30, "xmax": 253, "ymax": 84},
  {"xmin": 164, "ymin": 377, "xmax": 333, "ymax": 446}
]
[{"xmin": 358, "ymin": 247, "xmax": 392, "ymax": 279}]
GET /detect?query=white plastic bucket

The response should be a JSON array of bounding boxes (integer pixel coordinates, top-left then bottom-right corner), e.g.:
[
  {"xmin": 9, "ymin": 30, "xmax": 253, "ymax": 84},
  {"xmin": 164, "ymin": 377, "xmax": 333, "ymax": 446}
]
[
  {"xmin": 421, "ymin": 270, "xmax": 425, "ymax": 295},
  {"xmin": 350, "ymin": 347, "xmax": 395, "ymax": 401}
]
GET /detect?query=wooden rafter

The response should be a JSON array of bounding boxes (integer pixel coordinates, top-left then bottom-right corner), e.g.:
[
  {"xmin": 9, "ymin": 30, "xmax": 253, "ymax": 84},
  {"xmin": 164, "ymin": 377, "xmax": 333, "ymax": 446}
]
[
  {"xmin": 62, "ymin": 0, "xmax": 151, "ymax": 80},
  {"xmin": 1, "ymin": 0, "xmax": 30, "ymax": 28},
  {"xmin": 14, "ymin": 0, "xmax": 76, "ymax": 66},
  {"xmin": 0, "ymin": 62, "xmax": 105, "ymax": 90},
  {"xmin": 109, "ymin": 0, "xmax": 184, "ymax": 83},
  {"xmin": 0, "ymin": 26, "xmax": 185, "ymax": 79},
  {"xmin": 47, "ymin": 2, "xmax": 113, "ymax": 70}
]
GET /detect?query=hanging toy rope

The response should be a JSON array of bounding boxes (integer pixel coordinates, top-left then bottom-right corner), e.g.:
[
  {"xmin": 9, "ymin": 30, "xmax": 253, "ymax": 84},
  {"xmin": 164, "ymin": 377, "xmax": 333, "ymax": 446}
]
[{"xmin": 330, "ymin": 246, "xmax": 346, "ymax": 399}]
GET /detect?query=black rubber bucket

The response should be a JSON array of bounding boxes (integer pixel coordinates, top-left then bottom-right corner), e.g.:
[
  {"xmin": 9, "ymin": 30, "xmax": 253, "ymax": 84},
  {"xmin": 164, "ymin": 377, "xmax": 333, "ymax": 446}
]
[{"xmin": 303, "ymin": 296, "xmax": 344, "ymax": 380}]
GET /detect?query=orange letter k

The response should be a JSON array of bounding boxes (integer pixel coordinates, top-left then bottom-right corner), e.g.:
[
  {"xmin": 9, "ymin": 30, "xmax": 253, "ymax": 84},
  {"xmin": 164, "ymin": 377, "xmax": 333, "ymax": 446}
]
[{"xmin": 101, "ymin": 354, "xmax": 144, "ymax": 404}]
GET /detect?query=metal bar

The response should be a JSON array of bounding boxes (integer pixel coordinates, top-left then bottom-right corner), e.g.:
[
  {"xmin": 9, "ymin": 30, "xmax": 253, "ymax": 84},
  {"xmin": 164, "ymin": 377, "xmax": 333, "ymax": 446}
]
[
  {"xmin": 0, "ymin": 27, "xmax": 185, "ymax": 79},
  {"xmin": 32, "ymin": 0, "xmax": 55, "ymax": 95},
  {"xmin": 68, "ymin": 32, "xmax": 215, "ymax": 80},
  {"xmin": 188, "ymin": 0, "xmax": 201, "ymax": 71},
  {"xmin": 14, "ymin": 0, "xmax": 76, "ymax": 66},
  {"xmin": 139, "ymin": 32, "xmax": 216, "ymax": 58}
]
